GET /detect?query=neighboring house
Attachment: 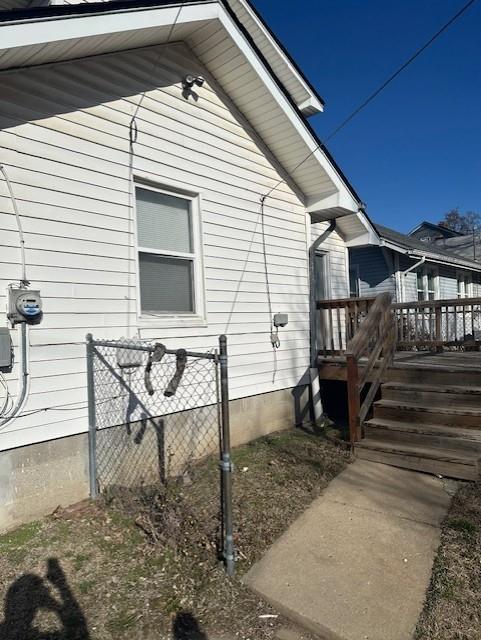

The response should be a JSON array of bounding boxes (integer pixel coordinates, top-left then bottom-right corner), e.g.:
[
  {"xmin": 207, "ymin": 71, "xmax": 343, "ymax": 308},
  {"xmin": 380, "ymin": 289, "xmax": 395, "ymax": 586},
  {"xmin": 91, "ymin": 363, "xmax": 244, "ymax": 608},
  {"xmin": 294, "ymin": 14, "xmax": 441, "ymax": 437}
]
[
  {"xmin": 409, "ymin": 220, "xmax": 463, "ymax": 244},
  {"xmin": 349, "ymin": 223, "xmax": 481, "ymax": 302},
  {"xmin": 409, "ymin": 221, "xmax": 481, "ymax": 263},
  {"xmin": 0, "ymin": 0, "xmax": 375, "ymax": 529}
]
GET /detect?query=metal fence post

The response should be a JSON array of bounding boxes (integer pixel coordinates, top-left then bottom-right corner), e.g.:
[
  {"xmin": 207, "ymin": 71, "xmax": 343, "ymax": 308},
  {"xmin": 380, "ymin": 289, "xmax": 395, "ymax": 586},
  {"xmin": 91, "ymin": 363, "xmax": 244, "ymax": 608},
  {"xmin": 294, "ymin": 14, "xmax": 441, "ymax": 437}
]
[
  {"xmin": 86, "ymin": 333, "xmax": 98, "ymax": 499},
  {"xmin": 219, "ymin": 334, "xmax": 235, "ymax": 576}
]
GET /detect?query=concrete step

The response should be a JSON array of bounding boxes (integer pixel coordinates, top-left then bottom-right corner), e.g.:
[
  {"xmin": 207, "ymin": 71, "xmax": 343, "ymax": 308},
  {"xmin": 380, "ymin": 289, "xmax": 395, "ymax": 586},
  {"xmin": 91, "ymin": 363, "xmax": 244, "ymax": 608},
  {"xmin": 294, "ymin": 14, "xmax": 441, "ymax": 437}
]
[
  {"xmin": 365, "ymin": 418, "xmax": 481, "ymax": 453},
  {"xmin": 356, "ymin": 438, "xmax": 480, "ymax": 480},
  {"xmin": 373, "ymin": 399, "xmax": 481, "ymax": 429},
  {"xmin": 382, "ymin": 381, "xmax": 481, "ymax": 408}
]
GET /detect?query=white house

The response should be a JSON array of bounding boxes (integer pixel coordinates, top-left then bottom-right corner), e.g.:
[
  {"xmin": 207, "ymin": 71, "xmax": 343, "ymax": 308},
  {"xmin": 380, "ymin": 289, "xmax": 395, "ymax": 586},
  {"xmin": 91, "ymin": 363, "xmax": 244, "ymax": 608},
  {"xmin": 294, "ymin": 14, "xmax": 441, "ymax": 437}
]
[{"xmin": 0, "ymin": 0, "xmax": 374, "ymax": 529}]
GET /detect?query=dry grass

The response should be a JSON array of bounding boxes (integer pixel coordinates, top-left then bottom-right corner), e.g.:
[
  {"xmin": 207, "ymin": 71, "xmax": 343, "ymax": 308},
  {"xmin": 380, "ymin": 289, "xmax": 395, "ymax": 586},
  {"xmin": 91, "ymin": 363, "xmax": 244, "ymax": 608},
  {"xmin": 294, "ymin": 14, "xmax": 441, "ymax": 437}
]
[
  {"xmin": 0, "ymin": 428, "xmax": 350, "ymax": 640},
  {"xmin": 416, "ymin": 481, "xmax": 481, "ymax": 640}
]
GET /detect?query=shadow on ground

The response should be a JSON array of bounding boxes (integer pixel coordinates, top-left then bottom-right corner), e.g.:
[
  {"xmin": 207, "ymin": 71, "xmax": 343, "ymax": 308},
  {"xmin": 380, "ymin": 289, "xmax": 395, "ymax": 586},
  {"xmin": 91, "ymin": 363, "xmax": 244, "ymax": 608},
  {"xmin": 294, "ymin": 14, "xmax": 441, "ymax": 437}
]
[
  {"xmin": 0, "ymin": 558, "xmax": 89, "ymax": 639},
  {"xmin": 0, "ymin": 556, "xmax": 209, "ymax": 640},
  {"xmin": 172, "ymin": 611, "xmax": 208, "ymax": 639}
]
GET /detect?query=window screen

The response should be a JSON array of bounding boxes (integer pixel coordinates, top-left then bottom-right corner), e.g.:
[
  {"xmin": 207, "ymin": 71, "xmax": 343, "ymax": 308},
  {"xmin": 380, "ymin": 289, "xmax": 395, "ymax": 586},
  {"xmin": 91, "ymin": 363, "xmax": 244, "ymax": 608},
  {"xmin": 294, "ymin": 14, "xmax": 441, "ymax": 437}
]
[
  {"xmin": 135, "ymin": 185, "xmax": 197, "ymax": 315},
  {"xmin": 136, "ymin": 187, "xmax": 192, "ymax": 253},
  {"xmin": 139, "ymin": 254, "xmax": 194, "ymax": 313}
]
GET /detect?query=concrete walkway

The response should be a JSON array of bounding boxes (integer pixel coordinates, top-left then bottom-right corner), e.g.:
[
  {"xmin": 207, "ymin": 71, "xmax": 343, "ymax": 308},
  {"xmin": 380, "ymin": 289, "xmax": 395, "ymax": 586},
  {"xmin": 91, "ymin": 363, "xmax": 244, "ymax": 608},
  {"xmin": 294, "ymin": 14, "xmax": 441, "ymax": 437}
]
[{"xmin": 244, "ymin": 459, "xmax": 452, "ymax": 640}]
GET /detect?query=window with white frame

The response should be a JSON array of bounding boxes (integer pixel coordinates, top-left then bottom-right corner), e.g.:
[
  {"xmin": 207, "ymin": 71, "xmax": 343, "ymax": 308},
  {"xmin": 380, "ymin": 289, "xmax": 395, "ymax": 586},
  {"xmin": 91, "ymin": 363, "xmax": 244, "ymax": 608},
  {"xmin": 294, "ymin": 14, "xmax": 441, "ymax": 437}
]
[
  {"xmin": 349, "ymin": 264, "xmax": 360, "ymax": 298},
  {"xmin": 135, "ymin": 183, "xmax": 203, "ymax": 318},
  {"xmin": 457, "ymin": 271, "xmax": 473, "ymax": 299},
  {"xmin": 416, "ymin": 266, "xmax": 438, "ymax": 301}
]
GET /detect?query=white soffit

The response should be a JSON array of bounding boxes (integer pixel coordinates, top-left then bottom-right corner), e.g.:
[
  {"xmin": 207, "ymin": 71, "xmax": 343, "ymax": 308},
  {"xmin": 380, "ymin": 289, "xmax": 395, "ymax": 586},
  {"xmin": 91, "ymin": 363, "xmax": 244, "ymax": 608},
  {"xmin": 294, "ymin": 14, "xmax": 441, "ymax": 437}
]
[
  {"xmin": 0, "ymin": 1, "xmax": 360, "ymax": 216},
  {"xmin": 225, "ymin": 0, "xmax": 324, "ymax": 116}
]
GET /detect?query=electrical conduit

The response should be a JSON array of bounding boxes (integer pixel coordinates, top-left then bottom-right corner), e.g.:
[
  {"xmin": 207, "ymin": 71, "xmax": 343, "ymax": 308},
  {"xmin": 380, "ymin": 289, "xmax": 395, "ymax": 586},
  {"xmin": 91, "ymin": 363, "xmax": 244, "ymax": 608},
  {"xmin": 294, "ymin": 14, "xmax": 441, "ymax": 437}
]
[{"xmin": 0, "ymin": 165, "xmax": 30, "ymax": 425}]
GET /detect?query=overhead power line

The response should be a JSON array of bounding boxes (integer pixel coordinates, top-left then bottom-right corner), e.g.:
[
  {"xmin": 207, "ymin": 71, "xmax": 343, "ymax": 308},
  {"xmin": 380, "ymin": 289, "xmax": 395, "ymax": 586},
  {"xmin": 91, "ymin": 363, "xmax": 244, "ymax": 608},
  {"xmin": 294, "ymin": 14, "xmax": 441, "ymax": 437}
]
[
  {"xmin": 324, "ymin": 0, "xmax": 478, "ymax": 144},
  {"xmin": 262, "ymin": 0, "xmax": 478, "ymax": 202}
]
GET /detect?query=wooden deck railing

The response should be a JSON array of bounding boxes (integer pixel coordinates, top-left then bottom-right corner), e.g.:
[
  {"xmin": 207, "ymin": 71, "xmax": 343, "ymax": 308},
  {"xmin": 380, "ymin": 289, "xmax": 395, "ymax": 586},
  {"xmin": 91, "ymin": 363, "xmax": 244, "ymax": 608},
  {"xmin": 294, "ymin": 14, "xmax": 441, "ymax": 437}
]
[
  {"xmin": 392, "ymin": 297, "xmax": 481, "ymax": 349},
  {"xmin": 318, "ymin": 295, "xmax": 481, "ymax": 355},
  {"xmin": 344, "ymin": 292, "xmax": 397, "ymax": 444},
  {"xmin": 317, "ymin": 294, "xmax": 481, "ymax": 444},
  {"xmin": 316, "ymin": 296, "xmax": 377, "ymax": 355}
]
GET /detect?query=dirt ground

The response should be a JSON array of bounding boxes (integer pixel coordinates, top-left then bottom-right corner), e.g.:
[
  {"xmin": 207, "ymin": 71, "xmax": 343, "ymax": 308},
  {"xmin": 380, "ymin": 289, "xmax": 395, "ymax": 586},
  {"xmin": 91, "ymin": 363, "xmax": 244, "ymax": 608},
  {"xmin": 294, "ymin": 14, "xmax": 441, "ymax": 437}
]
[
  {"xmin": 416, "ymin": 481, "xmax": 481, "ymax": 640},
  {"xmin": 0, "ymin": 429, "xmax": 350, "ymax": 640}
]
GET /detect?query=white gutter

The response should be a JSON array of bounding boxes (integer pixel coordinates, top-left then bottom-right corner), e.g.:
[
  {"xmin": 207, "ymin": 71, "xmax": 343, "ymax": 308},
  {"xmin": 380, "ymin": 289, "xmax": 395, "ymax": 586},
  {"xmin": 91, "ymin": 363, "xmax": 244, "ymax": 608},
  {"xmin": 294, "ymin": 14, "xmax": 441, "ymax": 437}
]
[{"xmin": 380, "ymin": 239, "xmax": 481, "ymax": 272}]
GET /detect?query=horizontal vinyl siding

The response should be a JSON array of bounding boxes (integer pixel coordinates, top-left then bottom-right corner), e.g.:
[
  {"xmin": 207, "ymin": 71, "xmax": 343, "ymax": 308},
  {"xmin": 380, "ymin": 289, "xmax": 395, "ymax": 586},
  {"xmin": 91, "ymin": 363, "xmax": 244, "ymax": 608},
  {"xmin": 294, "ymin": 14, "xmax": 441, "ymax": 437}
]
[
  {"xmin": 349, "ymin": 247, "xmax": 395, "ymax": 298},
  {"xmin": 311, "ymin": 222, "xmax": 348, "ymax": 299},
  {"xmin": 397, "ymin": 257, "xmax": 481, "ymax": 301},
  {"xmin": 439, "ymin": 265, "xmax": 458, "ymax": 299},
  {"xmin": 0, "ymin": 43, "xmax": 310, "ymax": 451}
]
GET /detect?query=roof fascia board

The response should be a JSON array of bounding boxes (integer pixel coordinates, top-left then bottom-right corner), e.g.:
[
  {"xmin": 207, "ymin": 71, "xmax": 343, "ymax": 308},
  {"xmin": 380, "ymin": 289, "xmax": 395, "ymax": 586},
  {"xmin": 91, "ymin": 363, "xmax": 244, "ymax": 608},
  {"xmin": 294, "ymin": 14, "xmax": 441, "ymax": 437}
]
[
  {"xmin": 0, "ymin": 2, "xmax": 219, "ymax": 49},
  {"xmin": 215, "ymin": 12, "xmax": 361, "ymax": 213},
  {"xmin": 200, "ymin": 2, "xmax": 361, "ymax": 207},
  {"xmin": 226, "ymin": 0, "xmax": 324, "ymax": 114},
  {"xmin": 217, "ymin": 11, "xmax": 360, "ymax": 212}
]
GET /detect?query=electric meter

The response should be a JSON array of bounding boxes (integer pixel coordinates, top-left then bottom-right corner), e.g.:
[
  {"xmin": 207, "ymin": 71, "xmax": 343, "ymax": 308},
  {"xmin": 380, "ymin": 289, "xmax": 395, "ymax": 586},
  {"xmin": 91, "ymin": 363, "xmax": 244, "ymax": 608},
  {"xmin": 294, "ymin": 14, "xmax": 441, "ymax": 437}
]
[{"xmin": 7, "ymin": 288, "xmax": 43, "ymax": 326}]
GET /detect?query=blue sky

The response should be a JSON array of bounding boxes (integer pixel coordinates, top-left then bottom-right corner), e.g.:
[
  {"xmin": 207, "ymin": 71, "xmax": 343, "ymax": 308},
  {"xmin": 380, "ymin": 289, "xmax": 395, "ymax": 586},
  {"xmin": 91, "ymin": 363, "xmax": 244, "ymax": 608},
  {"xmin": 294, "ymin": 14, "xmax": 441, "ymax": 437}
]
[{"xmin": 252, "ymin": 0, "xmax": 481, "ymax": 232}]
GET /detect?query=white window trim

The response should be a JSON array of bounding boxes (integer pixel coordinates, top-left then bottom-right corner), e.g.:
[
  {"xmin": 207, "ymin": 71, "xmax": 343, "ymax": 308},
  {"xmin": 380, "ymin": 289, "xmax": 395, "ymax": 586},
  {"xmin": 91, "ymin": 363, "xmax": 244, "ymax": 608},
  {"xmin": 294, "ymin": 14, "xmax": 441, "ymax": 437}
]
[
  {"xmin": 133, "ymin": 179, "xmax": 207, "ymax": 328},
  {"xmin": 456, "ymin": 270, "xmax": 473, "ymax": 299},
  {"xmin": 416, "ymin": 265, "xmax": 439, "ymax": 301},
  {"xmin": 315, "ymin": 250, "xmax": 331, "ymax": 300},
  {"xmin": 349, "ymin": 263, "xmax": 360, "ymax": 298}
]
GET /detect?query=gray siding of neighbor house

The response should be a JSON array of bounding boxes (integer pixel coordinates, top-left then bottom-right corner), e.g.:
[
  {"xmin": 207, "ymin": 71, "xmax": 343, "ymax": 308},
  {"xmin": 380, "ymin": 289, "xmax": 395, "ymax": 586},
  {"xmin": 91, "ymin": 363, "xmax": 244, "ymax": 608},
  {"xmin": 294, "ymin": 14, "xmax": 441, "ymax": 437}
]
[
  {"xmin": 349, "ymin": 246, "xmax": 396, "ymax": 299},
  {"xmin": 398, "ymin": 255, "xmax": 419, "ymax": 301},
  {"xmin": 398, "ymin": 255, "xmax": 481, "ymax": 301}
]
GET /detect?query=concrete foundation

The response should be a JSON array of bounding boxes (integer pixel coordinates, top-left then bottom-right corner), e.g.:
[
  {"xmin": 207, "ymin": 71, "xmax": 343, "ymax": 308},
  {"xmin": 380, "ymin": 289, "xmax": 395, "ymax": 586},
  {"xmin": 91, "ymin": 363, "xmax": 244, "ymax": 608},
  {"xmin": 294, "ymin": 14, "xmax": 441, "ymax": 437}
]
[
  {"xmin": 0, "ymin": 433, "xmax": 89, "ymax": 533},
  {"xmin": 0, "ymin": 385, "xmax": 309, "ymax": 532}
]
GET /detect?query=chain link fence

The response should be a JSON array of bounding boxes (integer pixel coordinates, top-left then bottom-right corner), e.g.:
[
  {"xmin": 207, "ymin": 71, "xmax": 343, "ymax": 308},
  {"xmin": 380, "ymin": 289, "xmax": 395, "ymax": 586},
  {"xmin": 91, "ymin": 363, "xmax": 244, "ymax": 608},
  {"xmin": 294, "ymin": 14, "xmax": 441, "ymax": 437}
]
[{"xmin": 85, "ymin": 333, "xmax": 234, "ymax": 575}]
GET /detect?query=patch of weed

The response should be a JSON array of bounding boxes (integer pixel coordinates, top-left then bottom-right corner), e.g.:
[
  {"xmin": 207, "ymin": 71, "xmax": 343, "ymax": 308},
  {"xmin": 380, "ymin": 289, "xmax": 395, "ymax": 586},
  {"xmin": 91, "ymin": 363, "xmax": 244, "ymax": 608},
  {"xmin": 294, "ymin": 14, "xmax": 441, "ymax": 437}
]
[
  {"xmin": 78, "ymin": 579, "xmax": 96, "ymax": 594},
  {"xmin": 447, "ymin": 518, "xmax": 477, "ymax": 538},
  {"xmin": 106, "ymin": 611, "xmax": 137, "ymax": 634},
  {"xmin": 73, "ymin": 553, "xmax": 91, "ymax": 571},
  {"xmin": 0, "ymin": 521, "xmax": 41, "ymax": 548}
]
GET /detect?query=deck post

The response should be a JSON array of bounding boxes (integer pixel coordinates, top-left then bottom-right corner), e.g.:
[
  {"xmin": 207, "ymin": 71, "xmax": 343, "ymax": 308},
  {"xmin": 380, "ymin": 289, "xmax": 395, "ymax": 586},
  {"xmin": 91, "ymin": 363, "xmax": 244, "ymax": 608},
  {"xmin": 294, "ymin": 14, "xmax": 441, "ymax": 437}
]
[
  {"xmin": 346, "ymin": 353, "xmax": 361, "ymax": 444},
  {"xmin": 435, "ymin": 306, "xmax": 442, "ymax": 352}
]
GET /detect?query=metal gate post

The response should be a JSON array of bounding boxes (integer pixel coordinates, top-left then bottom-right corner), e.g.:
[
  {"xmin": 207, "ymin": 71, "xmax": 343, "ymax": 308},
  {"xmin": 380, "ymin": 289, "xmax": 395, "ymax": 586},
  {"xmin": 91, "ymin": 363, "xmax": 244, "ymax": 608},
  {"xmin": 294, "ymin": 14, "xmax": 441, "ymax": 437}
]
[
  {"xmin": 219, "ymin": 334, "xmax": 235, "ymax": 576},
  {"xmin": 86, "ymin": 333, "xmax": 98, "ymax": 499}
]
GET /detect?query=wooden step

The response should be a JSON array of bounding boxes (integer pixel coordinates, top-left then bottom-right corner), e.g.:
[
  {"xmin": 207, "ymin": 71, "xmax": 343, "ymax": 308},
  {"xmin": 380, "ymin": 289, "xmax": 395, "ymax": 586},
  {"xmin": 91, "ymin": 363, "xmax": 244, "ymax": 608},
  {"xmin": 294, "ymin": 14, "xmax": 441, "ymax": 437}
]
[
  {"xmin": 384, "ymin": 365, "xmax": 481, "ymax": 387},
  {"xmin": 365, "ymin": 418, "xmax": 481, "ymax": 452},
  {"xmin": 356, "ymin": 438, "xmax": 480, "ymax": 480},
  {"xmin": 382, "ymin": 382, "xmax": 481, "ymax": 408},
  {"xmin": 373, "ymin": 399, "xmax": 481, "ymax": 429}
]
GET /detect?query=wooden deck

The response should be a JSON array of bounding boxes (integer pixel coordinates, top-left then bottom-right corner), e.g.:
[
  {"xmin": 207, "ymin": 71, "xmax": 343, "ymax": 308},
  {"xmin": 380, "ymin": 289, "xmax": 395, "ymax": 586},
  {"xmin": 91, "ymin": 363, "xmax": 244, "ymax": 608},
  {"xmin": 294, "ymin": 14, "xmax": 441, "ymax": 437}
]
[
  {"xmin": 316, "ymin": 294, "xmax": 481, "ymax": 479},
  {"xmin": 319, "ymin": 350, "xmax": 481, "ymax": 381},
  {"xmin": 393, "ymin": 350, "xmax": 481, "ymax": 370}
]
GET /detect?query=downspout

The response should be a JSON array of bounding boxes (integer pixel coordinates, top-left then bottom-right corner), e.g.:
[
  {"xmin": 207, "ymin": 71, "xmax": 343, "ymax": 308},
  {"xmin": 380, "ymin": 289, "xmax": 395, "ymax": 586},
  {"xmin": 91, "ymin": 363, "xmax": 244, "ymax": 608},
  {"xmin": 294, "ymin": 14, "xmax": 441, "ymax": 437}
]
[
  {"xmin": 309, "ymin": 219, "xmax": 336, "ymax": 424},
  {"xmin": 399, "ymin": 255, "xmax": 425, "ymax": 302}
]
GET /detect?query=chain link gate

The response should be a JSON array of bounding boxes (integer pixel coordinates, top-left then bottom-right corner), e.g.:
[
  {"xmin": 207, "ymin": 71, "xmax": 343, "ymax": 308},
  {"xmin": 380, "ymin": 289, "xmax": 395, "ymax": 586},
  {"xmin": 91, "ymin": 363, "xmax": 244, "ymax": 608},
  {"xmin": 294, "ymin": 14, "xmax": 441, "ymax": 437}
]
[{"xmin": 85, "ymin": 333, "xmax": 234, "ymax": 575}]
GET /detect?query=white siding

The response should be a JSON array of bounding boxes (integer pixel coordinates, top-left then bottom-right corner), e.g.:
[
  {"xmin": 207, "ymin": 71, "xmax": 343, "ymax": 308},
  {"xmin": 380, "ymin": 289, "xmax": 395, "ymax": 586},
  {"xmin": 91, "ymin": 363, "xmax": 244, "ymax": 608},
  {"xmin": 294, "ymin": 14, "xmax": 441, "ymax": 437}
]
[
  {"xmin": 0, "ymin": 43, "xmax": 311, "ymax": 451},
  {"xmin": 311, "ymin": 221, "xmax": 349, "ymax": 299}
]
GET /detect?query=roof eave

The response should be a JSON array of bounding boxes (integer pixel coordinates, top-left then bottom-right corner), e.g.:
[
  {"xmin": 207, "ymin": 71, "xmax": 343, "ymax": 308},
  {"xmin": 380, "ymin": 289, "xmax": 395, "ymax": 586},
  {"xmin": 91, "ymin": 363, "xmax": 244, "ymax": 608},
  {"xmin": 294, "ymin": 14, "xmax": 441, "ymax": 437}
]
[
  {"xmin": 0, "ymin": 0, "xmax": 363, "ymax": 216},
  {"xmin": 379, "ymin": 240, "xmax": 481, "ymax": 272}
]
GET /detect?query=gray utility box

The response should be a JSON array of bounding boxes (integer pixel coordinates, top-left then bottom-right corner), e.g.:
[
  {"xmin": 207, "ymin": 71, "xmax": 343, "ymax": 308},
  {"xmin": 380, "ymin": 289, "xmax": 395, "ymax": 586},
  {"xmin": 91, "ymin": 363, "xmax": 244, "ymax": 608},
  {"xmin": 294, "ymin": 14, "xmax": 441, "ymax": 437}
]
[
  {"xmin": 0, "ymin": 327, "xmax": 12, "ymax": 369},
  {"xmin": 273, "ymin": 313, "xmax": 288, "ymax": 328}
]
